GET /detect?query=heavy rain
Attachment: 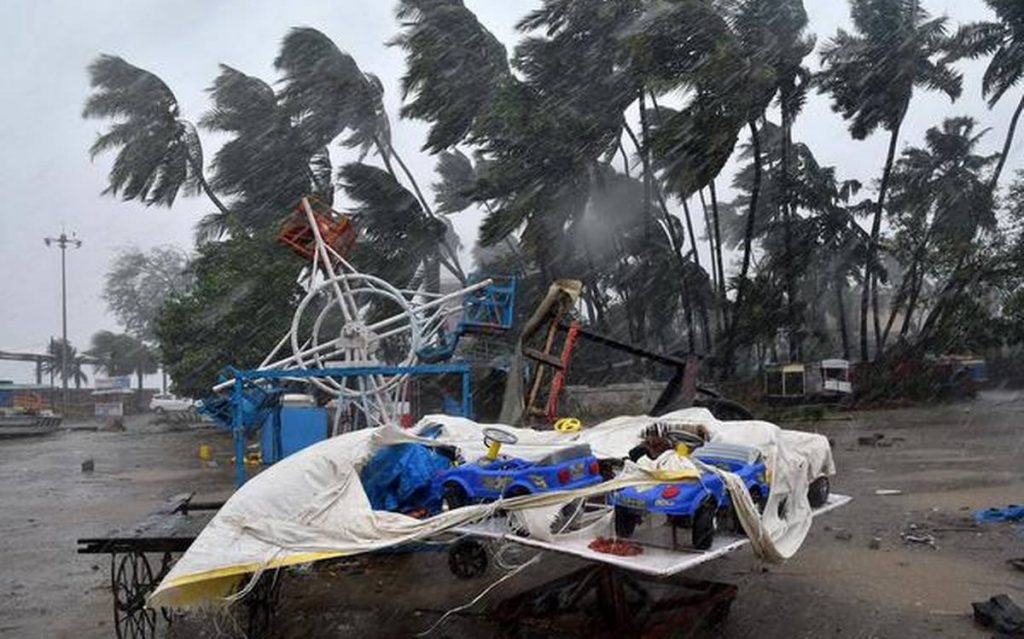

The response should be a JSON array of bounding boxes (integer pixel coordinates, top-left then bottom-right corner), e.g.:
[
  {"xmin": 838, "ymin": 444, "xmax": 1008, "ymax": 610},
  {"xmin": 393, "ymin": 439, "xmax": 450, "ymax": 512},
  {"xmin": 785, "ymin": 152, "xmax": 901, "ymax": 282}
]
[{"xmin": 1, "ymin": 0, "xmax": 1023, "ymax": 637}]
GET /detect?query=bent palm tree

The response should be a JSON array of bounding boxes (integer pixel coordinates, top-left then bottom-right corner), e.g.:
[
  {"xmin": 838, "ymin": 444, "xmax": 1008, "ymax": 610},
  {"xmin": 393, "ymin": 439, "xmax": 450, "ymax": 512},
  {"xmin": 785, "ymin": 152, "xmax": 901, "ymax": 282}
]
[
  {"xmin": 274, "ymin": 27, "xmax": 463, "ymax": 282},
  {"xmin": 818, "ymin": 0, "xmax": 962, "ymax": 361},
  {"xmin": 83, "ymin": 55, "xmax": 229, "ymax": 215},
  {"xmin": 88, "ymin": 331, "xmax": 158, "ymax": 391},
  {"xmin": 42, "ymin": 339, "xmax": 88, "ymax": 389},
  {"xmin": 883, "ymin": 117, "xmax": 999, "ymax": 343},
  {"xmin": 949, "ymin": 0, "xmax": 1024, "ymax": 189}
]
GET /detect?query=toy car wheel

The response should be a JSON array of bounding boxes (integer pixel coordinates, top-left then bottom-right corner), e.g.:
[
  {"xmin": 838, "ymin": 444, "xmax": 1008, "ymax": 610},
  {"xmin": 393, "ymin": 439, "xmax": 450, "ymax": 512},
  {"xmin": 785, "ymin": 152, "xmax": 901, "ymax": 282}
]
[
  {"xmin": 730, "ymin": 487, "xmax": 767, "ymax": 536},
  {"xmin": 750, "ymin": 486, "xmax": 768, "ymax": 513},
  {"xmin": 808, "ymin": 476, "xmax": 830, "ymax": 508},
  {"xmin": 442, "ymin": 482, "xmax": 468, "ymax": 510},
  {"xmin": 614, "ymin": 506, "xmax": 641, "ymax": 538},
  {"xmin": 692, "ymin": 500, "xmax": 718, "ymax": 550},
  {"xmin": 447, "ymin": 539, "xmax": 488, "ymax": 579}
]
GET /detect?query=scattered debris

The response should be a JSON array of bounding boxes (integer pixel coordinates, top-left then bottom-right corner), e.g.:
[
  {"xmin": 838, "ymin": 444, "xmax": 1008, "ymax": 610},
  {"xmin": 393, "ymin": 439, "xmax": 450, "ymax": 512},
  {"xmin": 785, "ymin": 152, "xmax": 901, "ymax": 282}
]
[
  {"xmin": 974, "ymin": 505, "xmax": 1024, "ymax": 524},
  {"xmin": 868, "ymin": 537, "xmax": 882, "ymax": 550},
  {"xmin": 901, "ymin": 533, "xmax": 938, "ymax": 549},
  {"xmin": 874, "ymin": 489, "xmax": 902, "ymax": 496},
  {"xmin": 857, "ymin": 433, "xmax": 905, "ymax": 448},
  {"xmin": 588, "ymin": 537, "xmax": 643, "ymax": 556},
  {"xmin": 81, "ymin": 459, "xmax": 94, "ymax": 473},
  {"xmin": 857, "ymin": 434, "xmax": 885, "ymax": 447},
  {"xmin": 972, "ymin": 594, "xmax": 1024, "ymax": 637},
  {"xmin": 834, "ymin": 529, "xmax": 853, "ymax": 541}
]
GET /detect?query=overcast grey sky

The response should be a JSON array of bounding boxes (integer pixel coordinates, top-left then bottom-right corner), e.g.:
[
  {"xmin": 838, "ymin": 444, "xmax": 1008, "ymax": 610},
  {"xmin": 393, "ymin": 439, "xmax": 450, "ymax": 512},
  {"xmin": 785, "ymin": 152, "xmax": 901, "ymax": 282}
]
[{"xmin": 0, "ymin": 0, "xmax": 1016, "ymax": 384}]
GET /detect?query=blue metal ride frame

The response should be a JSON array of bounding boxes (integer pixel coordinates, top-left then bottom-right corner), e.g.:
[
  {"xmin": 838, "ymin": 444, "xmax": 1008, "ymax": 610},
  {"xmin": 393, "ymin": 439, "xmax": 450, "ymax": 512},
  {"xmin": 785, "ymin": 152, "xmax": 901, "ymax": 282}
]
[{"xmin": 227, "ymin": 362, "xmax": 473, "ymax": 486}]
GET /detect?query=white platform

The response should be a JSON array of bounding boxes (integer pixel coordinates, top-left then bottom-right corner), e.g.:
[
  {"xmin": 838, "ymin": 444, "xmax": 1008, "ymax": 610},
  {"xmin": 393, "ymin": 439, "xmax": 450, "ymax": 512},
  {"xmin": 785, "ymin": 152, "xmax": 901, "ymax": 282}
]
[{"xmin": 456, "ymin": 493, "xmax": 851, "ymax": 577}]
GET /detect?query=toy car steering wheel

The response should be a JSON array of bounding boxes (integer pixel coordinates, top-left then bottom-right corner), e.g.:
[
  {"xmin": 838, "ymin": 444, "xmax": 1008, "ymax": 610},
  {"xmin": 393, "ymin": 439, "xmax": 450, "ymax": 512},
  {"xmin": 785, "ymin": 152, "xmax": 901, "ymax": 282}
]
[
  {"xmin": 553, "ymin": 417, "xmax": 582, "ymax": 433},
  {"xmin": 482, "ymin": 427, "xmax": 518, "ymax": 460},
  {"xmin": 483, "ymin": 427, "xmax": 518, "ymax": 446}
]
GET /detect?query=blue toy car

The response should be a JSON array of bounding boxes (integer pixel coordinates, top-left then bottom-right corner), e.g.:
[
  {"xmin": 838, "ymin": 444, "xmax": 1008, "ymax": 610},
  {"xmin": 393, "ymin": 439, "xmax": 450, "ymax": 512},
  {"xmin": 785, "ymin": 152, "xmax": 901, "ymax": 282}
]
[
  {"xmin": 435, "ymin": 428, "xmax": 605, "ymax": 509},
  {"xmin": 610, "ymin": 442, "xmax": 769, "ymax": 550}
]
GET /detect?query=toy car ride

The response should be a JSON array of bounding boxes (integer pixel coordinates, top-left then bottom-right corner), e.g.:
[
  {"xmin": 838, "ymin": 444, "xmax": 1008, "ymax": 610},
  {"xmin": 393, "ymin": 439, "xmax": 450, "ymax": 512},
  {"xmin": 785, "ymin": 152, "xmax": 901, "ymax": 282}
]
[
  {"xmin": 435, "ymin": 427, "xmax": 604, "ymax": 509},
  {"xmin": 610, "ymin": 442, "xmax": 769, "ymax": 550}
]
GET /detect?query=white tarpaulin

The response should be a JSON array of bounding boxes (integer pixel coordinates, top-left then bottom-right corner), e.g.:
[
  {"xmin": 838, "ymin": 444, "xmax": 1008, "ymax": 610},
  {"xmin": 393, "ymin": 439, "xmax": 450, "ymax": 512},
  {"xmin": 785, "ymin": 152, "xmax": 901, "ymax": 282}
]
[{"xmin": 149, "ymin": 408, "xmax": 834, "ymax": 608}]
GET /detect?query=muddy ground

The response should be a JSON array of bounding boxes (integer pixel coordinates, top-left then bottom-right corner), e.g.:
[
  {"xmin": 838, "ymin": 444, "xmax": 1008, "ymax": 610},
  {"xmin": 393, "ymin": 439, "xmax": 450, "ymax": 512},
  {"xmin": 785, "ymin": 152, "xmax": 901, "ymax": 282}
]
[{"xmin": 1, "ymin": 392, "xmax": 1022, "ymax": 638}]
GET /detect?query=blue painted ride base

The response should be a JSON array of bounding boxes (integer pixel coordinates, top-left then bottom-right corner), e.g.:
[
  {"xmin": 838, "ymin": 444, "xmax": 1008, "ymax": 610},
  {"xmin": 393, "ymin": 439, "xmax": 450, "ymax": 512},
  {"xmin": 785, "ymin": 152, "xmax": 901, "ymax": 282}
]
[{"xmin": 261, "ymin": 407, "xmax": 329, "ymax": 465}]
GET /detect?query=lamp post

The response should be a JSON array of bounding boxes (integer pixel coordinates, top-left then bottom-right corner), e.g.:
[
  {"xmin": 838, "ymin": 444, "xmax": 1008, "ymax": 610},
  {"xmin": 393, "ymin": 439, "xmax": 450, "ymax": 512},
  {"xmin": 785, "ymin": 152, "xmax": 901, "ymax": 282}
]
[{"xmin": 44, "ymin": 230, "xmax": 82, "ymax": 414}]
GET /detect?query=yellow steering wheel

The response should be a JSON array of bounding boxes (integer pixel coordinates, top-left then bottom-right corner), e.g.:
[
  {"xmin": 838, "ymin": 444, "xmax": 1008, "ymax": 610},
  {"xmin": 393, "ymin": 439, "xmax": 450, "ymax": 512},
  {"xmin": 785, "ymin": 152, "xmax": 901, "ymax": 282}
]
[{"xmin": 553, "ymin": 417, "xmax": 583, "ymax": 433}]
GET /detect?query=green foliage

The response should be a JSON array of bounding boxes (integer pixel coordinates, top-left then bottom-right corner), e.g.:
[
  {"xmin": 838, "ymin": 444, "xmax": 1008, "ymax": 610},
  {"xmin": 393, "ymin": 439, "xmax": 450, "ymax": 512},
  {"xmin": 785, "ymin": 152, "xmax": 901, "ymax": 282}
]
[
  {"xmin": 818, "ymin": 0, "xmax": 962, "ymax": 140},
  {"xmin": 276, "ymin": 27, "xmax": 391, "ymax": 156},
  {"xmin": 949, "ymin": 0, "xmax": 1024, "ymax": 107},
  {"xmin": 338, "ymin": 162, "xmax": 446, "ymax": 288},
  {"xmin": 42, "ymin": 338, "xmax": 89, "ymax": 389},
  {"xmin": 200, "ymin": 64, "xmax": 322, "ymax": 235},
  {"xmin": 154, "ymin": 235, "xmax": 302, "ymax": 398},
  {"xmin": 103, "ymin": 246, "xmax": 192, "ymax": 342},
  {"xmin": 887, "ymin": 117, "xmax": 998, "ymax": 254},
  {"xmin": 83, "ymin": 55, "xmax": 206, "ymax": 207},
  {"xmin": 391, "ymin": 0, "xmax": 511, "ymax": 152},
  {"xmin": 432, "ymin": 149, "xmax": 476, "ymax": 214},
  {"xmin": 87, "ymin": 331, "xmax": 158, "ymax": 390}
]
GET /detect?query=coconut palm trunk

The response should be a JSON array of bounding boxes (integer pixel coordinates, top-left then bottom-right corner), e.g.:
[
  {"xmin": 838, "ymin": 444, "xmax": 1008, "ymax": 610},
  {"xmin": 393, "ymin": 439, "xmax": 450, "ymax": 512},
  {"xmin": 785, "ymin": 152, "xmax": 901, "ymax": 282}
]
[
  {"xmin": 991, "ymin": 93, "xmax": 1024, "ymax": 189},
  {"xmin": 708, "ymin": 181, "xmax": 727, "ymax": 334},
  {"xmin": 861, "ymin": 117, "xmax": 904, "ymax": 361},
  {"xmin": 780, "ymin": 104, "xmax": 800, "ymax": 361},
  {"xmin": 733, "ymin": 120, "xmax": 764, "ymax": 311},
  {"xmin": 372, "ymin": 135, "xmax": 464, "ymax": 285},
  {"xmin": 835, "ymin": 273, "xmax": 851, "ymax": 359}
]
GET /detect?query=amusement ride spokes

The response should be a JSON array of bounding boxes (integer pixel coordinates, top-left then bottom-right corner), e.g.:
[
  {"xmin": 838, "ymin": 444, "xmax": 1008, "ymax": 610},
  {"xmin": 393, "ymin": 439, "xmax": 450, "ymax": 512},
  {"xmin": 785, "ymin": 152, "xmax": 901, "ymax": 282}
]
[{"xmin": 214, "ymin": 196, "xmax": 493, "ymax": 429}]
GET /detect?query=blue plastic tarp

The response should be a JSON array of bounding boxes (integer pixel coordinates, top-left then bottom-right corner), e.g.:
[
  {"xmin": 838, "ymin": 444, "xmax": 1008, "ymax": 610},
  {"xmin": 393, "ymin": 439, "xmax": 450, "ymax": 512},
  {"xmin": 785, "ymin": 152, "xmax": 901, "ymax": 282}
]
[
  {"xmin": 359, "ymin": 443, "xmax": 451, "ymax": 514},
  {"xmin": 974, "ymin": 505, "xmax": 1024, "ymax": 524}
]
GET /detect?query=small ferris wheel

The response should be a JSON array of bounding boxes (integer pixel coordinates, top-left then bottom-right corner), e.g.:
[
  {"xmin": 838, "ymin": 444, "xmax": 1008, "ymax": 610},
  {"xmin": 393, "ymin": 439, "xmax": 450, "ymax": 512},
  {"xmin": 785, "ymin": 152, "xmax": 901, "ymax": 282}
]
[{"xmin": 213, "ymin": 196, "xmax": 496, "ymax": 430}]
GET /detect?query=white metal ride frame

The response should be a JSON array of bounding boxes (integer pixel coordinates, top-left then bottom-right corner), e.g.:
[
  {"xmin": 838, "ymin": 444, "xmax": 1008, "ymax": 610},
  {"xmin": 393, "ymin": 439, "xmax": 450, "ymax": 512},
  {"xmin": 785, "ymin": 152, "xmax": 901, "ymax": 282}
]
[{"xmin": 215, "ymin": 198, "xmax": 491, "ymax": 431}]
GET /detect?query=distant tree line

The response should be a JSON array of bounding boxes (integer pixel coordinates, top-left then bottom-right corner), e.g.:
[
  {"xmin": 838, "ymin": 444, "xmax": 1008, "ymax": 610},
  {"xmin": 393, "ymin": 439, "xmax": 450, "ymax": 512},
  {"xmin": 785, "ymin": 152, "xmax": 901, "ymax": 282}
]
[{"xmin": 82, "ymin": 0, "xmax": 1024, "ymax": 396}]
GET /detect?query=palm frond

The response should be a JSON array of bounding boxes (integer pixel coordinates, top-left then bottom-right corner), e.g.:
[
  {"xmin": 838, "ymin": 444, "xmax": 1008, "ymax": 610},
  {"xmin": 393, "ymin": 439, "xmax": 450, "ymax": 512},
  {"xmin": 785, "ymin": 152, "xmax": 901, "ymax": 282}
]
[{"xmin": 391, "ymin": 0, "xmax": 510, "ymax": 152}]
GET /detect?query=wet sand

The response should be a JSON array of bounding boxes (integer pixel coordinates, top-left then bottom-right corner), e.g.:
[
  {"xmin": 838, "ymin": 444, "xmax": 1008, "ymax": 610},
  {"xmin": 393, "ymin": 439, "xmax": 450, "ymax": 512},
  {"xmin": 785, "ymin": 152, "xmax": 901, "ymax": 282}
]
[{"xmin": 2, "ymin": 393, "xmax": 1023, "ymax": 637}]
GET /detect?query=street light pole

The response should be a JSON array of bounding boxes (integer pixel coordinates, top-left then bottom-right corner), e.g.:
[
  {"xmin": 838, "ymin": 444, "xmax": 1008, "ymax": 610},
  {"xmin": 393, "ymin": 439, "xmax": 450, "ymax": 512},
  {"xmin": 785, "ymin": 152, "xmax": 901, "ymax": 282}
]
[{"xmin": 44, "ymin": 230, "xmax": 82, "ymax": 415}]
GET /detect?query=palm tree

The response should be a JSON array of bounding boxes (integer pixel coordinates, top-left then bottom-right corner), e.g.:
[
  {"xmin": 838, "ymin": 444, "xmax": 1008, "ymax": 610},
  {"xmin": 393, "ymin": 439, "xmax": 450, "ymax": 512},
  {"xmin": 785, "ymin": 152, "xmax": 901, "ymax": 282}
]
[
  {"xmin": 818, "ymin": 0, "xmax": 962, "ymax": 361},
  {"xmin": 198, "ymin": 64, "xmax": 324, "ymax": 237},
  {"xmin": 735, "ymin": 0, "xmax": 816, "ymax": 360},
  {"xmin": 42, "ymin": 339, "xmax": 88, "ymax": 389},
  {"xmin": 88, "ymin": 331, "xmax": 158, "ymax": 392},
  {"xmin": 83, "ymin": 55, "xmax": 229, "ymax": 215},
  {"xmin": 338, "ymin": 162, "xmax": 449, "ymax": 292},
  {"xmin": 274, "ymin": 27, "xmax": 463, "ymax": 282},
  {"xmin": 882, "ymin": 117, "xmax": 999, "ymax": 344},
  {"xmin": 949, "ymin": 0, "xmax": 1024, "ymax": 189},
  {"xmin": 391, "ymin": 0, "xmax": 512, "ymax": 153}
]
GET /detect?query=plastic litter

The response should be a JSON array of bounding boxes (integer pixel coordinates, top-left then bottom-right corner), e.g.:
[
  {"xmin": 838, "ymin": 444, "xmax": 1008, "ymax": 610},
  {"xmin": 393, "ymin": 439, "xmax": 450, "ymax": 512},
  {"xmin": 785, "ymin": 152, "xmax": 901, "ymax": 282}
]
[
  {"xmin": 972, "ymin": 594, "xmax": 1024, "ymax": 637},
  {"xmin": 974, "ymin": 505, "xmax": 1024, "ymax": 524},
  {"xmin": 359, "ymin": 443, "xmax": 452, "ymax": 513}
]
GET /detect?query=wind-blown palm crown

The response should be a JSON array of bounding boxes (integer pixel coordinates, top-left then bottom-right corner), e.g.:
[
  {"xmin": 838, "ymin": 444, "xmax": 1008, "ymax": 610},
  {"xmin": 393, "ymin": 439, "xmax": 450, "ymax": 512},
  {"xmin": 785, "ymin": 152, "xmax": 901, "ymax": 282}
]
[
  {"xmin": 391, "ymin": 0, "xmax": 511, "ymax": 153},
  {"xmin": 199, "ymin": 65, "xmax": 320, "ymax": 235},
  {"xmin": 274, "ymin": 27, "xmax": 388, "ymax": 155},
  {"xmin": 84, "ymin": 55, "xmax": 218, "ymax": 210},
  {"xmin": 949, "ymin": 0, "xmax": 1024, "ymax": 187},
  {"xmin": 819, "ymin": 0, "xmax": 963, "ymax": 140}
]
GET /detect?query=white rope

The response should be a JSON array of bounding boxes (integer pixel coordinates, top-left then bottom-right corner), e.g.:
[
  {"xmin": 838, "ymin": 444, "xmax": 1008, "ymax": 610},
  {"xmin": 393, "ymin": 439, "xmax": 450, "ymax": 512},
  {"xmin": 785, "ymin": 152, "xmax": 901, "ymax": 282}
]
[{"xmin": 414, "ymin": 553, "xmax": 541, "ymax": 637}]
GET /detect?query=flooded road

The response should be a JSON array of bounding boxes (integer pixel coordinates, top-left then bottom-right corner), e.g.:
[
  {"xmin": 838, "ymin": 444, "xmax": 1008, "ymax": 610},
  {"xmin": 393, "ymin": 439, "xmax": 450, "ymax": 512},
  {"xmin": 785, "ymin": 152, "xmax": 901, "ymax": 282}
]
[{"xmin": 2, "ymin": 393, "xmax": 1022, "ymax": 638}]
